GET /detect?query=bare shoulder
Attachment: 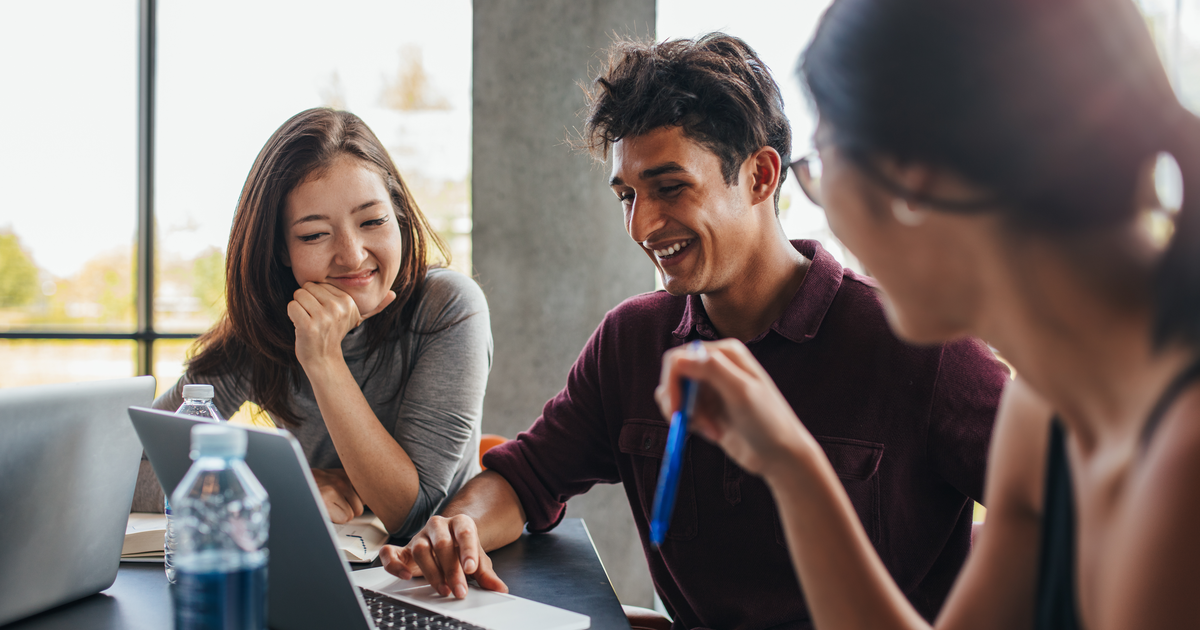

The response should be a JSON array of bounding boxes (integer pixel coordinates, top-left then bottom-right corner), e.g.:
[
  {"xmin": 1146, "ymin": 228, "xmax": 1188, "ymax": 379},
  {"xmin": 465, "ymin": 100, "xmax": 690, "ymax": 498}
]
[
  {"xmin": 986, "ymin": 377, "xmax": 1055, "ymax": 515},
  {"xmin": 1097, "ymin": 384, "xmax": 1200, "ymax": 628},
  {"xmin": 935, "ymin": 377, "xmax": 1053, "ymax": 630}
]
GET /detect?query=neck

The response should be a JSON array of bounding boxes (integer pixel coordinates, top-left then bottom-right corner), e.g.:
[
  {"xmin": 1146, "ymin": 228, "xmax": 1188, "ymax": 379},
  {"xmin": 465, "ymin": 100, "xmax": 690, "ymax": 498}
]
[
  {"xmin": 974, "ymin": 234, "xmax": 1192, "ymax": 452},
  {"xmin": 701, "ymin": 228, "xmax": 808, "ymax": 342}
]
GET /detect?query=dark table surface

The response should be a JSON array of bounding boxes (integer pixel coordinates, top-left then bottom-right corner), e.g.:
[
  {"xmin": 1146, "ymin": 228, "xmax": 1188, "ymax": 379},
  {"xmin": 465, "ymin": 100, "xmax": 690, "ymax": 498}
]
[{"xmin": 5, "ymin": 518, "xmax": 630, "ymax": 630}]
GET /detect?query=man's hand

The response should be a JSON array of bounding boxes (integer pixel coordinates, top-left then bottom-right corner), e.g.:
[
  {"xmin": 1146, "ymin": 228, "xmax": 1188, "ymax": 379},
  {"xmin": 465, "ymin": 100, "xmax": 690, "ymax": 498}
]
[
  {"xmin": 380, "ymin": 514, "xmax": 508, "ymax": 599},
  {"xmin": 311, "ymin": 468, "xmax": 365, "ymax": 524}
]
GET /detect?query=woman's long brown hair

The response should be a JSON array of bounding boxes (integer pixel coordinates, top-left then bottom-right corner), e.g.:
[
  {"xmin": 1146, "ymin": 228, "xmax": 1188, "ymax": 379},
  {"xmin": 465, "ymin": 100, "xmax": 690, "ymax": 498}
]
[{"xmin": 188, "ymin": 108, "xmax": 449, "ymax": 424}]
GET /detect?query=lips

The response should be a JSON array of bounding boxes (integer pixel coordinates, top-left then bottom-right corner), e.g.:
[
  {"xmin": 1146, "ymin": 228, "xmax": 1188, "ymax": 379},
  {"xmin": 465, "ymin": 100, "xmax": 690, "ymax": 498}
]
[
  {"xmin": 329, "ymin": 269, "xmax": 378, "ymax": 287},
  {"xmin": 642, "ymin": 238, "xmax": 696, "ymax": 271},
  {"xmin": 649, "ymin": 238, "xmax": 694, "ymax": 261}
]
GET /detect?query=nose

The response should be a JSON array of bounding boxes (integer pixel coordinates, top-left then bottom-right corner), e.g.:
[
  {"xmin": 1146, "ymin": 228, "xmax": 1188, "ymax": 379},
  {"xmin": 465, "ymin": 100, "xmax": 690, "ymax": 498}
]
[
  {"xmin": 332, "ymin": 229, "xmax": 368, "ymax": 270},
  {"xmin": 625, "ymin": 196, "xmax": 665, "ymax": 245}
]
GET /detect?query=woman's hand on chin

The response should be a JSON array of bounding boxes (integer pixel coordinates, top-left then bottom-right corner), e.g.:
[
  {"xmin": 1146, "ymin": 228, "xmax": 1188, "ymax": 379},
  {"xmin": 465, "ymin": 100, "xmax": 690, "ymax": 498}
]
[
  {"xmin": 287, "ymin": 282, "xmax": 396, "ymax": 369},
  {"xmin": 656, "ymin": 339, "xmax": 817, "ymax": 480}
]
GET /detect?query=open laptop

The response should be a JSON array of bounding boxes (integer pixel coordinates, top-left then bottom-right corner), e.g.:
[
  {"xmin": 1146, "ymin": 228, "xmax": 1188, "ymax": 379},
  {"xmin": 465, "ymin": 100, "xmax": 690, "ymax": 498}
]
[
  {"xmin": 0, "ymin": 376, "xmax": 156, "ymax": 626},
  {"xmin": 129, "ymin": 406, "xmax": 590, "ymax": 630}
]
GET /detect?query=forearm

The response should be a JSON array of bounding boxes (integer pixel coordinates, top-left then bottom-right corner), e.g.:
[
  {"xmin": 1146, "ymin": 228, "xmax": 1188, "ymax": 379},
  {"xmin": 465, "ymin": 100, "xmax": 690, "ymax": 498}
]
[
  {"xmin": 306, "ymin": 358, "xmax": 420, "ymax": 533},
  {"xmin": 439, "ymin": 470, "xmax": 527, "ymax": 552},
  {"xmin": 765, "ymin": 439, "xmax": 930, "ymax": 630}
]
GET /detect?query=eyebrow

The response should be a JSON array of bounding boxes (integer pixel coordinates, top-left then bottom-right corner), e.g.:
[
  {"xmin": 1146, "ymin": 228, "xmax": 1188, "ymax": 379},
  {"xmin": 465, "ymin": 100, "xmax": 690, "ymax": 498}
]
[
  {"xmin": 291, "ymin": 200, "xmax": 383, "ymax": 227},
  {"xmin": 609, "ymin": 162, "xmax": 688, "ymax": 187}
]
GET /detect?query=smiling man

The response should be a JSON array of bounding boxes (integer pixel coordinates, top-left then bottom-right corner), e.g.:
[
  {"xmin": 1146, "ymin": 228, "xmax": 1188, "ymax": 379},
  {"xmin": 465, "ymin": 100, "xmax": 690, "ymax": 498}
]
[{"xmin": 383, "ymin": 34, "xmax": 1008, "ymax": 629}]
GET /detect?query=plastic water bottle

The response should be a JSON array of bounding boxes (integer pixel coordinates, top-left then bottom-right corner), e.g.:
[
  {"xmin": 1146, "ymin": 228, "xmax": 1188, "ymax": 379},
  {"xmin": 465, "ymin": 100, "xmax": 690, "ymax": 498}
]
[
  {"xmin": 172, "ymin": 424, "xmax": 269, "ymax": 630},
  {"xmin": 167, "ymin": 384, "xmax": 224, "ymax": 583}
]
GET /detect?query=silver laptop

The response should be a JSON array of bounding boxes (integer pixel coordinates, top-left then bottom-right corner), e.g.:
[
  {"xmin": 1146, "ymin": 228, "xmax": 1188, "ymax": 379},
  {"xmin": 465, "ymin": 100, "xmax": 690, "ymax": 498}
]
[
  {"xmin": 0, "ymin": 376, "xmax": 156, "ymax": 626},
  {"xmin": 129, "ymin": 406, "xmax": 589, "ymax": 630}
]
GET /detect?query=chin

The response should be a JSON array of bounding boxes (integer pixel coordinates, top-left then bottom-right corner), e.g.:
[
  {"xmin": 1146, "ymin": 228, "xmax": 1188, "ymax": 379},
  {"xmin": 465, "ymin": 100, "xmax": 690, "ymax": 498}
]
[
  {"xmin": 660, "ymin": 277, "xmax": 698, "ymax": 297},
  {"xmin": 882, "ymin": 301, "xmax": 954, "ymax": 347},
  {"xmin": 351, "ymin": 293, "xmax": 385, "ymax": 318}
]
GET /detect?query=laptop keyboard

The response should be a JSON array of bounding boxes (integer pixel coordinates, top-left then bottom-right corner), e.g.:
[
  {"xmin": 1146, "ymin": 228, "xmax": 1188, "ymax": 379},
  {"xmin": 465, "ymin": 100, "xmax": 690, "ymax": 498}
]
[{"xmin": 361, "ymin": 588, "xmax": 488, "ymax": 630}]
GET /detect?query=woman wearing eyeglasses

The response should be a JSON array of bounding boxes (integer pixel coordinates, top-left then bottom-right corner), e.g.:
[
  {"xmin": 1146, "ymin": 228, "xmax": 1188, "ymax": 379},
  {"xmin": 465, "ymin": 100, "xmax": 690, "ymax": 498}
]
[{"xmin": 660, "ymin": 0, "xmax": 1200, "ymax": 628}]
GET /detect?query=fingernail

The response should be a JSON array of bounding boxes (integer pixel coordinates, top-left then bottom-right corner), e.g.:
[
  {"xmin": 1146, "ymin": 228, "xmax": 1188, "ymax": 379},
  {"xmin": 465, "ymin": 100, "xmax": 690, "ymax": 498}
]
[
  {"xmin": 454, "ymin": 584, "xmax": 467, "ymax": 599},
  {"xmin": 463, "ymin": 559, "xmax": 476, "ymax": 573}
]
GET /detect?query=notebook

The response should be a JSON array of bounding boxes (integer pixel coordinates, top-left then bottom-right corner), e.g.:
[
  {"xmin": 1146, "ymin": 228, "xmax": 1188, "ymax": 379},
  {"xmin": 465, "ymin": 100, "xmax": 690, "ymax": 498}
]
[
  {"xmin": 0, "ymin": 376, "xmax": 156, "ymax": 626},
  {"xmin": 129, "ymin": 406, "xmax": 590, "ymax": 630},
  {"xmin": 122, "ymin": 511, "xmax": 387, "ymax": 563}
]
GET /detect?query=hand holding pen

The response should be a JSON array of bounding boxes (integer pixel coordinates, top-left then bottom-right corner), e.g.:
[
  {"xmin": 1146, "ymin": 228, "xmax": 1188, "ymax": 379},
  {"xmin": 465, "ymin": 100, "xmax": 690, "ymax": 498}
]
[
  {"xmin": 655, "ymin": 339, "xmax": 816, "ymax": 483},
  {"xmin": 649, "ymin": 340, "xmax": 705, "ymax": 547}
]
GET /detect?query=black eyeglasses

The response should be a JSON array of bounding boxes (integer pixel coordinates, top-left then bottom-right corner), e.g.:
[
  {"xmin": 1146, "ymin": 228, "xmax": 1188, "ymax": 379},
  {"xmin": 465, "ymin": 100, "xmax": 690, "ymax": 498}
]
[
  {"xmin": 790, "ymin": 151, "xmax": 1001, "ymax": 212},
  {"xmin": 790, "ymin": 152, "xmax": 823, "ymax": 207}
]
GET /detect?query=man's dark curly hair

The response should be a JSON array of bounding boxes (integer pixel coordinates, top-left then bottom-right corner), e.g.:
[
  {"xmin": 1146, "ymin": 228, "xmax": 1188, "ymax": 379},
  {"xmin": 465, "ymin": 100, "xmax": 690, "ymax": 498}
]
[{"xmin": 583, "ymin": 33, "xmax": 792, "ymax": 212}]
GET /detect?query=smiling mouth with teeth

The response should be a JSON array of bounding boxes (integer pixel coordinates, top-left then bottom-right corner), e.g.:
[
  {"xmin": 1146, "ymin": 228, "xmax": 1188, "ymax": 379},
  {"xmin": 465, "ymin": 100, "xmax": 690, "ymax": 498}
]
[{"xmin": 653, "ymin": 239, "xmax": 694, "ymax": 258}]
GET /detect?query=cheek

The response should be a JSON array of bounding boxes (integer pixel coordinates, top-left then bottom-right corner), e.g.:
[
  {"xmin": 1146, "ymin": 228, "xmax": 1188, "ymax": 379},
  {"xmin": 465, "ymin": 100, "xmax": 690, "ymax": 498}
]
[
  {"xmin": 870, "ymin": 251, "xmax": 974, "ymax": 345},
  {"xmin": 284, "ymin": 242, "xmax": 319, "ymax": 283},
  {"xmin": 376, "ymin": 230, "xmax": 405, "ymax": 281},
  {"xmin": 823, "ymin": 194, "xmax": 888, "ymax": 273},
  {"xmin": 820, "ymin": 166, "xmax": 875, "ymax": 248}
]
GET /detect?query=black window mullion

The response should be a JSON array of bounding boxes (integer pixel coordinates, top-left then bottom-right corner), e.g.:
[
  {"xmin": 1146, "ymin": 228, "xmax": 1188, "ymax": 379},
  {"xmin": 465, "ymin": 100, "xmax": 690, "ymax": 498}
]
[{"xmin": 136, "ymin": 0, "xmax": 157, "ymax": 376}]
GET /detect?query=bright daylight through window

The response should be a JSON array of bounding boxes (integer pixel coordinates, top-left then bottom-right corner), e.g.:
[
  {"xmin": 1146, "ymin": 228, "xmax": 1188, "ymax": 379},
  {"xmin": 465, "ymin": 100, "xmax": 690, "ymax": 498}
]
[{"xmin": 0, "ymin": 0, "xmax": 472, "ymax": 394}]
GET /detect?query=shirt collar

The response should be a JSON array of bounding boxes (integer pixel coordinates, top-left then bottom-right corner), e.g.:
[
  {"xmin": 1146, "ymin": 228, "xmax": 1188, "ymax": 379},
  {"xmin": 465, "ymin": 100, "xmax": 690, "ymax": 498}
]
[{"xmin": 671, "ymin": 239, "xmax": 845, "ymax": 344}]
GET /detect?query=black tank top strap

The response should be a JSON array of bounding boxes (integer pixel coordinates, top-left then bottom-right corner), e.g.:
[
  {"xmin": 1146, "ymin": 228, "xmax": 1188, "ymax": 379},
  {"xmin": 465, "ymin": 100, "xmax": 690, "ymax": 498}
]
[
  {"xmin": 1035, "ymin": 356, "xmax": 1200, "ymax": 629},
  {"xmin": 1034, "ymin": 419, "xmax": 1080, "ymax": 630},
  {"xmin": 1139, "ymin": 357, "xmax": 1200, "ymax": 448}
]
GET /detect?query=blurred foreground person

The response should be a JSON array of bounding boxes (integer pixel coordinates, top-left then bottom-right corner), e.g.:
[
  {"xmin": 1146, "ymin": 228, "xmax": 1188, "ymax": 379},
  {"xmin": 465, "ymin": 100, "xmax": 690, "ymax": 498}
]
[{"xmin": 659, "ymin": 1, "xmax": 1200, "ymax": 629}]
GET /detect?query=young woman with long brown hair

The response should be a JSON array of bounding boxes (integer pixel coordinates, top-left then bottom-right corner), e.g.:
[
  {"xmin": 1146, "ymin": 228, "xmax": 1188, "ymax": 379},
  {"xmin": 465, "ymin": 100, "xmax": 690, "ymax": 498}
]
[
  {"xmin": 658, "ymin": 0, "xmax": 1200, "ymax": 628},
  {"xmin": 134, "ymin": 108, "xmax": 491, "ymax": 540}
]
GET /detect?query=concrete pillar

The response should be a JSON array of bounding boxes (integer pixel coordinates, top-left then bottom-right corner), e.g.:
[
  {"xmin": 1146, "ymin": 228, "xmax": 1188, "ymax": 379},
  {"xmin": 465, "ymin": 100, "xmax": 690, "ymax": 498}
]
[{"xmin": 472, "ymin": 0, "xmax": 657, "ymax": 608}]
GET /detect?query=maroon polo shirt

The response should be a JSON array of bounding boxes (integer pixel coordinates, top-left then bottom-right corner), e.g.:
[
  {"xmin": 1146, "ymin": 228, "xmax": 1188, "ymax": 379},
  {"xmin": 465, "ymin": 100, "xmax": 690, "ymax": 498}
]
[{"xmin": 483, "ymin": 240, "xmax": 1007, "ymax": 630}]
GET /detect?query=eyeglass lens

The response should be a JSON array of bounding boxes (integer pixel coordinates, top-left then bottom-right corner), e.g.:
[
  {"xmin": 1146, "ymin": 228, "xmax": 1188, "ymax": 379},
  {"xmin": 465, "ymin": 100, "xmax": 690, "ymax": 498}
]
[{"xmin": 791, "ymin": 154, "xmax": 823, "ymax": 207}]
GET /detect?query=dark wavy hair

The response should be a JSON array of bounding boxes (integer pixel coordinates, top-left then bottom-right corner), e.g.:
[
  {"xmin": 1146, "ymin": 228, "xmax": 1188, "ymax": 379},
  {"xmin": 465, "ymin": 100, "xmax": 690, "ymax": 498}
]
[
  {"xmin": 583, "ymin": 33, "xmax": 792, "ymax": 212},
  {"xmin": 188, "ymin": 108, "xmax": 450, "ymax": 424},
  {"xmin": 802, "ymin": 0, "xmax": 1200, "ymax": 348}
]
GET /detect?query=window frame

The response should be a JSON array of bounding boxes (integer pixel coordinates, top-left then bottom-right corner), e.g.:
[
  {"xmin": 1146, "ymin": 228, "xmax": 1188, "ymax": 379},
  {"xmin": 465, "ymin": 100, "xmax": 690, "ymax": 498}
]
[{"xmin": 0, "ymin": 0, "xmax": 195, "ymax": 376}]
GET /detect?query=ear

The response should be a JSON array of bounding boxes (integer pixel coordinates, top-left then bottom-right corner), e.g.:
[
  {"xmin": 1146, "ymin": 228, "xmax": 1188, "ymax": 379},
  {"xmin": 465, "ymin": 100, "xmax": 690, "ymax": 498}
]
[
  {"xmin": 879, "ymin": 158, "xmax": 938, "ymax": 202},
  {"xmin": 747, "ymin": 146, "xmax": 782, "ymax": 207}
]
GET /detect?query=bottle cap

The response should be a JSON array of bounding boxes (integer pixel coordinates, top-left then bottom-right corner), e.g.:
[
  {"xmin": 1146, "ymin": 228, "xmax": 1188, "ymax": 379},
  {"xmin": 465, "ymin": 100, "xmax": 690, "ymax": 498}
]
[
  {"xmin": 190, "ymin": 424, "xmax": 247, "ymax": 460},
  {"xmin": 181, "ymin": 384, "xmax": 215, "ymax": 400}
]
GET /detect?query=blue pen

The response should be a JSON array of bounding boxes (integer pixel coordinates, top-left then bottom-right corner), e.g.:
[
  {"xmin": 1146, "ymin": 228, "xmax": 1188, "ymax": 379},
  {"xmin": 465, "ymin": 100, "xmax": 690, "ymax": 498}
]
[{"xmin": 649, "ymin": 341, "xmax": 703, "ymax": 548}]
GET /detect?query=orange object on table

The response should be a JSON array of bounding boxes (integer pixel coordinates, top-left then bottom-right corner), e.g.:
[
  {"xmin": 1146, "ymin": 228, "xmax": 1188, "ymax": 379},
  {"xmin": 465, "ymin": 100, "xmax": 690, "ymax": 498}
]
[{"xmin": 479, "ymin": 434, "xmax": 508, "ymax": 470}]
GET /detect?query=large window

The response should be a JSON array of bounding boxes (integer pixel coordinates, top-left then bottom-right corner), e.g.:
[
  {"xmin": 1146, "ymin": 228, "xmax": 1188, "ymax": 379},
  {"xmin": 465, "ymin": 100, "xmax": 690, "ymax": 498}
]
[
  {"xmin": 0, "ymin": 1, "xmax": 471, "ymax": 394},
  {"xmin": 0, "ymin": 1, "xmax": 141, "ymax": 386}
]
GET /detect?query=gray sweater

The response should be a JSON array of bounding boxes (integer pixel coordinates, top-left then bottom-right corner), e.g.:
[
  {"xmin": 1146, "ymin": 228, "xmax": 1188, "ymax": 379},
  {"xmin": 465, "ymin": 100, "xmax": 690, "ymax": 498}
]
[{"xmin": 133, "ymin": 268, "xmax": 492, "ymax": 541}]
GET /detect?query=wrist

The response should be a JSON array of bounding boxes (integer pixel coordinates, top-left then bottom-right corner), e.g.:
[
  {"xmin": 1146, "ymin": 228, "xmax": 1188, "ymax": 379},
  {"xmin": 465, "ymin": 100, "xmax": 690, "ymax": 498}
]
[
  {"xmin": 759, "ymin": 431, "xmax": 824, "ymax": 489},
  {"xmin": 298, "ymin": 352, "xmax": 348, "ymax": 379}
]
